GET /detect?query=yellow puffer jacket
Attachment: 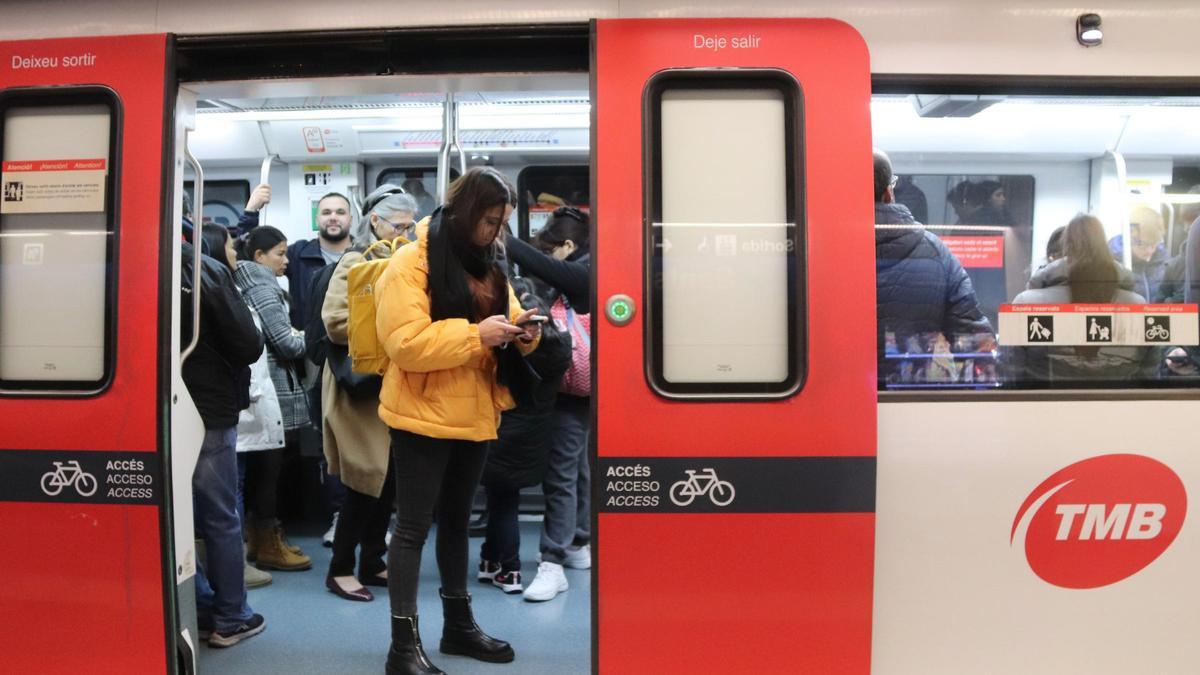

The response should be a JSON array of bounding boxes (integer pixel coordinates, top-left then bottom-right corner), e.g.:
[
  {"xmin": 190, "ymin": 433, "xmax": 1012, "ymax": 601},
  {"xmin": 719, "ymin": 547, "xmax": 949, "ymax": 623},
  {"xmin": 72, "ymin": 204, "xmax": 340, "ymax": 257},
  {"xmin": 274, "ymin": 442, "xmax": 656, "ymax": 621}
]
[{"xmin": 375, "ymin": 220, "xmax": 535, "ymax": 441}]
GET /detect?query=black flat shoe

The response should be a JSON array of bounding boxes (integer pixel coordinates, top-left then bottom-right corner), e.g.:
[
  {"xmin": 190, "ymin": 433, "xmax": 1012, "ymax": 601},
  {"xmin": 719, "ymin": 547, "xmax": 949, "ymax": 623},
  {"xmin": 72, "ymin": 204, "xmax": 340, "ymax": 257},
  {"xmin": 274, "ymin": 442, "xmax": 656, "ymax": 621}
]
[
  {"xmin": 359, "ymin": 572, "xmax": 388, "ymax": 587},
  {"xmin": 326, "ymin": 575, "xmax": 373, "ymax": 602}
]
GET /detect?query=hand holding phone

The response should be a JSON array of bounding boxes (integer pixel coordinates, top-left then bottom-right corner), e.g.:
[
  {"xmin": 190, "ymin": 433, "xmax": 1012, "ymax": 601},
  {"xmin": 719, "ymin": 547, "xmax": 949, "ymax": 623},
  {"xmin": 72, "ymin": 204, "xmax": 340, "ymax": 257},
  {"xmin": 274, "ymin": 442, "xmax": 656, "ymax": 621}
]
[{"xmin": 515, "ymin": 315, "xmax": 549, "ymax": 328}]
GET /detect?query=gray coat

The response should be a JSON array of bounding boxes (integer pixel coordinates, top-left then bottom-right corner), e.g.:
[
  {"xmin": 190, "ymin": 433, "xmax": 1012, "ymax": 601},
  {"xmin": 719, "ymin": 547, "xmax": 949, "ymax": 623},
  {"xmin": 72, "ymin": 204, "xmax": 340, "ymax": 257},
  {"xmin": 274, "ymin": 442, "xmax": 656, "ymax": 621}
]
[{"xmin": 234, "ymin": 261, "xmax": 310, "ymax": 431}]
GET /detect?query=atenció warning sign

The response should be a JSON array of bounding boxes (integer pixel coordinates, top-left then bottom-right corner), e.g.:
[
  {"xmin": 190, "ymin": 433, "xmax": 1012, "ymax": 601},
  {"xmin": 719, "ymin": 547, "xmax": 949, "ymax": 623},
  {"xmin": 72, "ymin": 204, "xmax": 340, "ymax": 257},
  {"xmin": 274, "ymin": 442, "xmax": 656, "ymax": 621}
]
[{"xmin": 1, "ymin": 158, "xmax": 107, "ymax": 214}]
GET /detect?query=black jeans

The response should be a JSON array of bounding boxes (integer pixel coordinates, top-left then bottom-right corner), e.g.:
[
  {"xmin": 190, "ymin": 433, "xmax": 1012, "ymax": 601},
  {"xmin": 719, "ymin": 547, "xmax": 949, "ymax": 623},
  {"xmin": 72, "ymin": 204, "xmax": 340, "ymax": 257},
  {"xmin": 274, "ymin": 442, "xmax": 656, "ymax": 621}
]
[
  {"xmin": 480, "ymin": 485, "xmax": 521, "ymax": 571},
  {"xmin": 244, "ymin": 445, "xmax": 285, "ymax": 524},
  {"xmin": 387, "ymin": 429, "xmax": 488, "ymax": 617},
  {"xmin": 328, "ymin": 457, "xmax": 395, "ymax": 579}
]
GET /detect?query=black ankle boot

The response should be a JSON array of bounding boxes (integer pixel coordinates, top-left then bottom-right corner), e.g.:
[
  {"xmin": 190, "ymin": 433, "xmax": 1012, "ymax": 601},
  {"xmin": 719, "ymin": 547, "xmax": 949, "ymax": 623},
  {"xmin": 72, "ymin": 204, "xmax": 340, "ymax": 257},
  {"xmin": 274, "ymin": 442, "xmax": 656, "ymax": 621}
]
[
  {"xmin": 439, "ymin": 589, "xmax": 515, "ymax": 663},
  {"xmin": 386, "ymin": 615, "xmax": 444, "ymax": 675}
]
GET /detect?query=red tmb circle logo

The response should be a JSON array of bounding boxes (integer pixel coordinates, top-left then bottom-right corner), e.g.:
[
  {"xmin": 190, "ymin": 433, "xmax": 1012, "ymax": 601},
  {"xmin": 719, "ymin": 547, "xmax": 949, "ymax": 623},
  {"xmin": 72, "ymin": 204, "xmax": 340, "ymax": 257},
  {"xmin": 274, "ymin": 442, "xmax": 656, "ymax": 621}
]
[{"xmin": 1011, "ymin": 454, "xmax": 1187, "ymax": 589}]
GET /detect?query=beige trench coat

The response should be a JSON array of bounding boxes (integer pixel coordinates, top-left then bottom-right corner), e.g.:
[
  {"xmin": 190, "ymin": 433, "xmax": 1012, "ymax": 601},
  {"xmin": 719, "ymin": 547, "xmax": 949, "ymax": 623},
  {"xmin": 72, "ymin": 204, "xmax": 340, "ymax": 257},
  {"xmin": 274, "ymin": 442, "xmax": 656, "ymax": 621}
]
[{"xmin": 321, "ymin": 247, "xmax": 393, "ymax": 498}]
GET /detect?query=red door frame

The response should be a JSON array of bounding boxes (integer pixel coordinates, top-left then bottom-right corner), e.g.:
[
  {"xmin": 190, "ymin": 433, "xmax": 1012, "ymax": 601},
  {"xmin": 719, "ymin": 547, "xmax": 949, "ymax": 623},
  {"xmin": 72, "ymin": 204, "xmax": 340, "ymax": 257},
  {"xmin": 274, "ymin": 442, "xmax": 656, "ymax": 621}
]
[
  {"xmin": 0, "ymin": 34, "xmax": 177, "ymax": 674},
  {"xmin": 593, "ymin": 19, "xmax": 877, "ymax": 673}
]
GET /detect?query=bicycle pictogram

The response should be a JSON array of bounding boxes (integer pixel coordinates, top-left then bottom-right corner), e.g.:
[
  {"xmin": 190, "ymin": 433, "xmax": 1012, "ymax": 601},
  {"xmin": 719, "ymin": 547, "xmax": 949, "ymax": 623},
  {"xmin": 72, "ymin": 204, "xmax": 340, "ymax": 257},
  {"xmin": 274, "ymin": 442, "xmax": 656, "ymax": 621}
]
[
  {"xmin": 40, "ymin": 460, "xmax": 98, "ymax": 497},
  {"xmin": 1145, "ymin": 316, "xmax": 1171, "ymax": 342},
  {"xmin": 668, "ymin": 468, "xmax": 735, "ymax": 507}
]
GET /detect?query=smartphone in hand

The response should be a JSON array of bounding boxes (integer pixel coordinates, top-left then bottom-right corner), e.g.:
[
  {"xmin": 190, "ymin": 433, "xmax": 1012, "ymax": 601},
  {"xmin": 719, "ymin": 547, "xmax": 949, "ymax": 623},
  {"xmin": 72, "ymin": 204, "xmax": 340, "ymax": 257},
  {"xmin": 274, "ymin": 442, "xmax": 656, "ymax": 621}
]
[{"xmin": 515, "ymin": 315, "xmax": 549, "ymax": 328}]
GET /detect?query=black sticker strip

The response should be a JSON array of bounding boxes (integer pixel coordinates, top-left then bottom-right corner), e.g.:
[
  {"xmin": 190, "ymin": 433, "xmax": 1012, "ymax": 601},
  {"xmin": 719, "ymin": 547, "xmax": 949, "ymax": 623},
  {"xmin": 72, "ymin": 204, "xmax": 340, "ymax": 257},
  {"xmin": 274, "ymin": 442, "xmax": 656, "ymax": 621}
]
[
  {"xmin": 599, "ymin": 456, "xmax": 875, "ymax": 513},
  {"xmin": 0, "ymin": 450, "xmax": 161, "ymax": 505}
]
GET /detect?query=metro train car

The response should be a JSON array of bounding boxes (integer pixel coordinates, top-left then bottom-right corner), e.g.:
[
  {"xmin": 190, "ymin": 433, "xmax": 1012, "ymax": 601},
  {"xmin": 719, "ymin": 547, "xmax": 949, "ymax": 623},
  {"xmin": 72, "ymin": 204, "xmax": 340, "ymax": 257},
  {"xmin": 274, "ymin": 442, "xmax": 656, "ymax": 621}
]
[{"xmin": 2, "ymin": 2, "xmax": 1199, "ymax": 674}]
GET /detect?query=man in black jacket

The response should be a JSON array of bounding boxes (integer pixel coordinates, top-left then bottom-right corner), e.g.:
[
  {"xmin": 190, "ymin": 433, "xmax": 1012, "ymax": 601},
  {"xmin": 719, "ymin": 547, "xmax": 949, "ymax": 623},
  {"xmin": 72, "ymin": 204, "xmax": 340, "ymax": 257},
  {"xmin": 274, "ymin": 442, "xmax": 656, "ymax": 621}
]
[
  {"xmin": 873, "ymin": 150, "xmax": 993, "ymax": 387},
  {"xmin": 181, "ymin": 241, "xmax": 267, "ymax": 647}
]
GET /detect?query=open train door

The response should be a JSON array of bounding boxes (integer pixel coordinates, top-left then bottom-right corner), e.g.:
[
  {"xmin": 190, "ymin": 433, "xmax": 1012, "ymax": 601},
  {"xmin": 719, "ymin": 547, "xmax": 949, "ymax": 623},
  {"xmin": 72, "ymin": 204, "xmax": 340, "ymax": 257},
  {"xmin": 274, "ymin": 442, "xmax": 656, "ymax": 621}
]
[
  {"xmin": 592, "ymin": 19, "xmax": 876, "ymax": 673},
  {"xmin": 0, "ymin": 35, "xmax": 181, "ymax": 673}
]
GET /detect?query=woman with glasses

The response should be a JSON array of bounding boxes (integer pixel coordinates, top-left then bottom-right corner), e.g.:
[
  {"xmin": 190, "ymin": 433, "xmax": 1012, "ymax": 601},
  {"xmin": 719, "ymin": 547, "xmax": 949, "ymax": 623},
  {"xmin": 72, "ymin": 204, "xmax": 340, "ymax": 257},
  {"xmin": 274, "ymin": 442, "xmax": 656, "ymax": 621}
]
[{"xmin": 319, "ymin": 186, "xmax": 418, "ymax": 602}]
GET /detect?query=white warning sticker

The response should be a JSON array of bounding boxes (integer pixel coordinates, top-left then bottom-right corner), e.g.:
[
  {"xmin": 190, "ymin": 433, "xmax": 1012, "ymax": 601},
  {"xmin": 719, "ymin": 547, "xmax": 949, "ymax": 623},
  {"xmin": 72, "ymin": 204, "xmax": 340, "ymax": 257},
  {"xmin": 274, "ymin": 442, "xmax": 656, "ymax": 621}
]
[
  {"xmin": 999, "ymin": 304, "xmax": 1199, "ymax": 346},
  {"xmin": 1, "ymin": 159, "xmax": 107, "ymax": 214}
]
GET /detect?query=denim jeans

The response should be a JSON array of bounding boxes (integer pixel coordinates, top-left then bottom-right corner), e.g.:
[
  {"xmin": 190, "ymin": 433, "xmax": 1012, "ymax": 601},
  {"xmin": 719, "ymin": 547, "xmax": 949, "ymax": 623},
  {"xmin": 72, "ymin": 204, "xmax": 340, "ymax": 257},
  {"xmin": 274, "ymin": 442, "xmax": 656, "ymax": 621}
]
[
  {"xmin": 193, "ymin": 427, "xmax": 253, "ymax": 632},
  {"xmin": 539, "ymin": 396, "xmax": 590, "ymax": 564}
]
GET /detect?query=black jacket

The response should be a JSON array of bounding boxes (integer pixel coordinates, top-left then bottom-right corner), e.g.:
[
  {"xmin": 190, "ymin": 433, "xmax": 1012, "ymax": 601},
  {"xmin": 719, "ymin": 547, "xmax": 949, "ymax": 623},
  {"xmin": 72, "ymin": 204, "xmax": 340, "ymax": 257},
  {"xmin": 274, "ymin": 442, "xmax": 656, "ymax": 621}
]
[
  {"xmin": 507, "ymin": 235, "xmax": 591, "ymax": 313},
  {"xmin": 481, "ymin": 299, "xmax": 573, "ymax": 490},
  {"xmin": 875, "ymin": 203, "xmax": 994, "ymax": 351},
  {"xmin": 181, "ymin": 243, "xmax": 264, "ymax": 429}
]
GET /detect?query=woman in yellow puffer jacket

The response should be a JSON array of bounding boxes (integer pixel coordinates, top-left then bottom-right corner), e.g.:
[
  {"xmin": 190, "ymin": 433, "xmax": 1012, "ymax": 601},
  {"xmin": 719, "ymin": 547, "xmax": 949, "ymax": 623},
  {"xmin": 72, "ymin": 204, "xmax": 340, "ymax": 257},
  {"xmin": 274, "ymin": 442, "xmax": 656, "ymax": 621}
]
[{"xmin": 374, "ymin": 167, "xmax": 542, "ymax": 675}]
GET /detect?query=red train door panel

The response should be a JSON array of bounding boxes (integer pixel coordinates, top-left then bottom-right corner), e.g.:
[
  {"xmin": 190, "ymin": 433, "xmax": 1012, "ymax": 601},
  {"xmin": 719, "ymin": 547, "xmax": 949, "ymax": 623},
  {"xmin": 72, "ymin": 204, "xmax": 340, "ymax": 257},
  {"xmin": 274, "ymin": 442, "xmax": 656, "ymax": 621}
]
[
  {"xmin": 0, "ymin": 35, "xmax": 174, "ymax": 674},
  {"xmin": 593, "ymin": 19, "xmax": 876, "ymax": 673}
]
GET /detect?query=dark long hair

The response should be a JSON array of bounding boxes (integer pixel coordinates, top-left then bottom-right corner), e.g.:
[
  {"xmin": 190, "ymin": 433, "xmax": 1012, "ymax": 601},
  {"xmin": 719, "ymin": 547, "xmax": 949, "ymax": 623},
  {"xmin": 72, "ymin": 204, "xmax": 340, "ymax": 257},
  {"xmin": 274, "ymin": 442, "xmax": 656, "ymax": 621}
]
[
  {"xmin": 428, "ymin": 167, "xmax": 517, "ymax": 322},
  {"xmin": 237, "ymin": 225, "xmax": 288, "ymax": 262},
  {"xmin": 200, "ymin": 224, "xmax": 233, "ymax": 272},
  {"xmin": 1065, "ymin": 214, "xmax": 1120, "ymax": 303},
  {"xmin": 534, "ymin": 206, "xmax": 590, "ymax": 257}
]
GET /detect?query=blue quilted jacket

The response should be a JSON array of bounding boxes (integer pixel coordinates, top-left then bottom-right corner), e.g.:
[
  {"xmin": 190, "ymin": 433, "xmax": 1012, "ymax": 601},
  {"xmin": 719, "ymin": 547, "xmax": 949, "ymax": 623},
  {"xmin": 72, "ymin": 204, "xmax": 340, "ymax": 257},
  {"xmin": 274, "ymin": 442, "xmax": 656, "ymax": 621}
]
[{"xmin": 875, "ymin": 203, "xmax": 994, "ymax": 355}]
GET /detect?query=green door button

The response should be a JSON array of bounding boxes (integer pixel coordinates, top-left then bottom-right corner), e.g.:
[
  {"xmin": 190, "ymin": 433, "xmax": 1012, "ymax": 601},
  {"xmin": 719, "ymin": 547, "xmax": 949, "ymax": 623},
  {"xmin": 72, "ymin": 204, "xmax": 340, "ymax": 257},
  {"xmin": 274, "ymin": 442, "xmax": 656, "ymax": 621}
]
[{"xmin": 605, "ymin": 294, "xmax": 636, "ymax": 326}]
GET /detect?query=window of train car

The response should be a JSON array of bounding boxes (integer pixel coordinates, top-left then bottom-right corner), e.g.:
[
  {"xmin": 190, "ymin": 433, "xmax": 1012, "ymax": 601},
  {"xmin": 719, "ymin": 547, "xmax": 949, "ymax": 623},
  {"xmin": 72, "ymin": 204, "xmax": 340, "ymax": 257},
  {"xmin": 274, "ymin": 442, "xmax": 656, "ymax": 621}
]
[
  {"xmin": 517, "ymin": 165, "xmax": 589, "ymax": 240},
  {"xmin": 184, "ymin": 179, "xmax": 249, "ymax": 230},
  {"xmin": 375, "ymin": 167, "xmax": 455, "ymax": 221},
  {"xmin": 0, "ymin": 89, "xmax": 119, "ymax": 393},
  {"xmin": 873, "ymin": 93, "xmax": 1200, "ymax": 392}
]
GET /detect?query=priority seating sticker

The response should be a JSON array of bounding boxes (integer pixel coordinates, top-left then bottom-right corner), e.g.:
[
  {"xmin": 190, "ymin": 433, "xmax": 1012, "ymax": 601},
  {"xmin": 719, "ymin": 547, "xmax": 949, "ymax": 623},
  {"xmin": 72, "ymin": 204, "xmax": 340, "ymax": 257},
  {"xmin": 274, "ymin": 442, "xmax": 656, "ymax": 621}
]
[
  {"xmin": 1011, "ymin": 454, "xmax": 1187, "ymax": 589},
  {"xmin": 1, "ymin": 158, "xmax": 107, "ymax": 214}
]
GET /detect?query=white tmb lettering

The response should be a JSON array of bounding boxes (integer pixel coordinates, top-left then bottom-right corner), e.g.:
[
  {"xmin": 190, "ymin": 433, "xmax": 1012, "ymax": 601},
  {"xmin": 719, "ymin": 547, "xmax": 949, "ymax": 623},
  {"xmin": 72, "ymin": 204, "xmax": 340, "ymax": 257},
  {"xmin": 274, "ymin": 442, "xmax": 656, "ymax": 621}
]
[{"xmin": 1054, "ymin": 503, "xmax": 1165, "ymax": 540}]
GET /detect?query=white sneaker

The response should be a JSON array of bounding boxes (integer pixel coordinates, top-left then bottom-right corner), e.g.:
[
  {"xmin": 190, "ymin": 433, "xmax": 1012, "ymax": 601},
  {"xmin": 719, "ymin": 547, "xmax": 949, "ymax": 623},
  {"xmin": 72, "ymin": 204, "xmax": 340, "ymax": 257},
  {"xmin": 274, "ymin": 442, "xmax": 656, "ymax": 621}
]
[
  {"xmin": 523, "ymin": 562, "xmax": 568, "ymax": 602},
  {"xmin": 563, "ymin": 544, "xmax": 591, "ymax": 570},
  {"xmin": 323, "ymin": 512, "xmax": 339, "ymax": 548}
]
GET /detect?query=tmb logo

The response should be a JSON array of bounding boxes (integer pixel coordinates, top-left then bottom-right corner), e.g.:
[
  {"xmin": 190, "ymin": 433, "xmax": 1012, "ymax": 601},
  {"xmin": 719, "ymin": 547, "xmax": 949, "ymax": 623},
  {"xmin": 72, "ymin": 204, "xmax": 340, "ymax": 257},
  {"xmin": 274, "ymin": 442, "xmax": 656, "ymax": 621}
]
[{"xmin": 1011, "ymin": 454, "xmax": 1186, "ymax": 589}]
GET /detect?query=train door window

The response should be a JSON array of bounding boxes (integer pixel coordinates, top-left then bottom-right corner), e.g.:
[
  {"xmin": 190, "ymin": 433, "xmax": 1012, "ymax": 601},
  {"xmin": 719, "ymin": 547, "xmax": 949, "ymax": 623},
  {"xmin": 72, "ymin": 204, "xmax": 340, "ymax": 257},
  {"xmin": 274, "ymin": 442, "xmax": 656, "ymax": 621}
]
[
  {"xmin": 517, "ymin": 165, "xmax": 589, "ymax": 240},
  {"xmin": 645, "ymin": 70, "xmax": 805, "ymax": 399},
  {"xmin": 872, "ymin": 93, "xmax": 1200, "ymax": 391},
  {"xmin": 376, "ymin": 167, "xmax": 456, "ymax": 220},
  {"xmin": 184, "ymin": 179, "xmax": 250, "ymax": 229},
  {"xmin": 0, "ymin": 88, "xmax": 119, "ymax": 392}
]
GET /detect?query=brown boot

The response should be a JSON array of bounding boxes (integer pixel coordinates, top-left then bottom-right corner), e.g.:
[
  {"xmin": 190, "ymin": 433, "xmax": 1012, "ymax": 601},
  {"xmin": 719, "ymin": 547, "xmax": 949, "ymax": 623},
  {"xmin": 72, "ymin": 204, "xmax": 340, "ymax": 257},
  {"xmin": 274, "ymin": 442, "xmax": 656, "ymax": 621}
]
[
  {"xmin": 254, "ymin": 524, "xmax": 312, "ymax": 571},
  {"xmin": 247, "ymin": 520, "xmax": 301, "ymax": 562}
]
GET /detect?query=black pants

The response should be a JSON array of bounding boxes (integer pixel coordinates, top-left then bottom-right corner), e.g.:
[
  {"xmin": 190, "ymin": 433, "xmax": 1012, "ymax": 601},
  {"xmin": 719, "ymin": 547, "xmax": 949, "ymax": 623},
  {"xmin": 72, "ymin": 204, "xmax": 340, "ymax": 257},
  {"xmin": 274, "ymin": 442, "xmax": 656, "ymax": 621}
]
[
  {"xmin": 328, "ymin": 457, "xmax": 396, "ymax": 579},
  {"xmin": 387, "ymin": 428, "xmax": 488, "ymax": 617},
  {"xmin": 480, "ymin": 485, "xmax": 521, "ymax": 571},
  {"xmin": 244, "ymin": 445, "xmax": 285, "ymax": 524}
]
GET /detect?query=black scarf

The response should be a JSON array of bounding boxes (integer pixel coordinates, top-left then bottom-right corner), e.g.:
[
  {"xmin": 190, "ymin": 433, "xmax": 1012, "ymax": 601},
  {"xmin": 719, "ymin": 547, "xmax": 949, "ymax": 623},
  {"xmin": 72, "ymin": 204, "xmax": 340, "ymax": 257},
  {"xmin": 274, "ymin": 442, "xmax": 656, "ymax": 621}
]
[{"xmin": 425, "ymin": 208, "xmax": 539, "ymax": 405}]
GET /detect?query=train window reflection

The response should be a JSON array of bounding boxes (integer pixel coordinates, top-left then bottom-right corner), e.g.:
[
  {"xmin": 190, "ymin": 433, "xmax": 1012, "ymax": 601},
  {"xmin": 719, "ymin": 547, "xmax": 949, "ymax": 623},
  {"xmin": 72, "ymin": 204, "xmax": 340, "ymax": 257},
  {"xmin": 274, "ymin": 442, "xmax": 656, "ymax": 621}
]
[
  {"xmin": 0, "ymin": 91, "xmax": 118, "ymax": 393},
  {"xmin": 872, "ymin": 93, "xmax": 1200, "ymax": 391}
]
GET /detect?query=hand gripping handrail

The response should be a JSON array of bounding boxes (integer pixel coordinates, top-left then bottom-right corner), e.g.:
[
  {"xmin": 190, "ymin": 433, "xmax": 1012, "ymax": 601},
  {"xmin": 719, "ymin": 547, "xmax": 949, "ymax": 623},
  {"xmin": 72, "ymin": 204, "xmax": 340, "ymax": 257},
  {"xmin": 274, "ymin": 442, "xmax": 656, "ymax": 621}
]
[{"xmin": 258, "ymin": 154, "xmax": 283, "ymax": 226}]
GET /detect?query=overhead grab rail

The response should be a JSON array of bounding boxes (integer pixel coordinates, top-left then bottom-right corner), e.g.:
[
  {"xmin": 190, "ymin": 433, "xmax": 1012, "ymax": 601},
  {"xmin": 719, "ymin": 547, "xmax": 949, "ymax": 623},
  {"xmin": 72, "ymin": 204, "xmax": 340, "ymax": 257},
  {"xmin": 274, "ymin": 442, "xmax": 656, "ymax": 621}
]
[
  {"xmin": 1108, "ymin": 114, "xmax": 1133, "ymax": 272},
  {"xmin": 182, "ymin": 138, "xmax": 205, "ymax": 363},
  {"xmin": 258, "ymin": 154, "xmax": 284, "ymax": 227},
  {"xmin": 436, "ymin": 93, "xmax": 468, "ymax": 204}
]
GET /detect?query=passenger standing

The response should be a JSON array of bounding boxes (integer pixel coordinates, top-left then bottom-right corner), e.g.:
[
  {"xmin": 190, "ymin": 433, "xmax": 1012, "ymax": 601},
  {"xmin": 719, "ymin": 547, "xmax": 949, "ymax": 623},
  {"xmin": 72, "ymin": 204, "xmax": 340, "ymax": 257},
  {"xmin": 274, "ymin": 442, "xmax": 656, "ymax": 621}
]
[
  {"xmin": 233, "ymin": 226, "xmax": 313, "ymax": 571},
  {"xmin": 320, "ymin": 187, "xmax": 418, "ymax": 602},
  {"xmin": 180, "ymin": 235, "xmax": 266, "ymax": 647},
  {"xmin": 376, "ymin": 167, "xmax": 542, "ymax": 674},
  {"xmin": 1110, "ymin": 205, "xmax": 1168, "ymax": 302},
  {"xmin": 510, "ymin": 208, "xmax": 594, "ymax": 602},
  {"xmin": 873, "ymin": 150, "xmax": 994, "ymax": 383},
  {"xmin": 478, "ymin": 276, "xmax": 572, "ymax": 594},
  {"xmin": 1012, "ymin": 214, "xmax": 1157, "ymax": 381},
  {"xmin": 201, "ymin": 224, "xmax": 280, "ymax": 590}
]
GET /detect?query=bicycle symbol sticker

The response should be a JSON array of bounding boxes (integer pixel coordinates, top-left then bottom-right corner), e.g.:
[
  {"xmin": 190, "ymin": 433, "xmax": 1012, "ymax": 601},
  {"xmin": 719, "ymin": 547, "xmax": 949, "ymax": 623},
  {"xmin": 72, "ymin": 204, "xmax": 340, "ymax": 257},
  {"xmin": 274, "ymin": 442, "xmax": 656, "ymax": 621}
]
[
  {"xmin": 668, "ymin": 468, "xmax": 736, "ymax": 507},
  {"xmin": 40, "ymin": 460, "xmax": 98, "ymax": 498},
  {"xmin": 1145, "ymin": 316, "xmax": 1171, "ymax": 342}
]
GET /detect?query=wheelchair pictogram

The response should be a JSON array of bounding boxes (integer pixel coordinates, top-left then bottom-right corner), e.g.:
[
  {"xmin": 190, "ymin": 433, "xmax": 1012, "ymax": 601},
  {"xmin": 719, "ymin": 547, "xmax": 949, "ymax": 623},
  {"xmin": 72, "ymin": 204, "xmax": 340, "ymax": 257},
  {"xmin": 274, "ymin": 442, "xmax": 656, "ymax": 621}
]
[
  {"xmin": 668, "ymin": 468, "xmax": 736, "ymax": 507},
  {"xmin": 40, "ymin": 460, "xmax": 98, "ymax": 497}
]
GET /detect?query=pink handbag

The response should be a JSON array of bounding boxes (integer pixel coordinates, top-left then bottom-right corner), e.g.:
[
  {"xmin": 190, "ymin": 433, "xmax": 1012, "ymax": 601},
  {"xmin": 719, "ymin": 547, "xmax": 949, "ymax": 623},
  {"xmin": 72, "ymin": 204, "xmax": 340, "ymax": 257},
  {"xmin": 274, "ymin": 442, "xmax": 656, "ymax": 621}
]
[{"xmin": 551, "ymin": 297, "xmax": 591, "ymax": 397}]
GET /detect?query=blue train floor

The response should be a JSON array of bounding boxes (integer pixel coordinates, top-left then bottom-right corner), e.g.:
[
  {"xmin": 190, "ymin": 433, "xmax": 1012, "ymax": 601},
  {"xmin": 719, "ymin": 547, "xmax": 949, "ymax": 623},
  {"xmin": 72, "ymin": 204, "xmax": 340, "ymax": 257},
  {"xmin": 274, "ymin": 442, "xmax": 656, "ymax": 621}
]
[{"xmin": 198, "ymin": 520, "xmax": 591, "ymax": 674}]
